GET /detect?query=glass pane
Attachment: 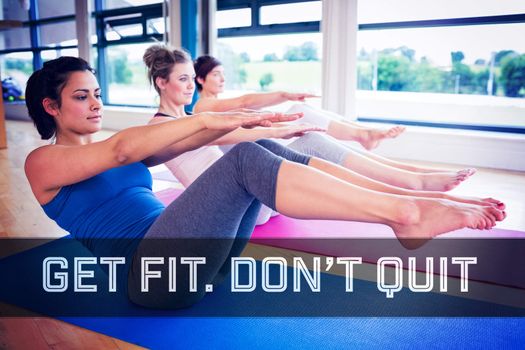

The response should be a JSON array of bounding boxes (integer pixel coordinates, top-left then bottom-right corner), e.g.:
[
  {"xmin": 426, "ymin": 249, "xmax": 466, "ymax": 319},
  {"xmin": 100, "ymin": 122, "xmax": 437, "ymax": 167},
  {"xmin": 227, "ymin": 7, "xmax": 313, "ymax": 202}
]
[
  {"xmin": 358, "ymin": 0, "xmax": 525, "ymax": 23},
  {"xmin": 356, "ymin": 23, "xmax": 525, "ymax": 127},
  {"xmin": 105, "ymin": 43, "xmax": 156, "ymax": 106},
  {"xmin": 37, "ymin": 0, "xmax": 74, "ymax": 18},
  {"xmin": 41, "ymin": 48, "xmax": 80, "ymax": 62},
  {"xmin": 260, "ymin": 1, "xmax": 321, "ymax": 25},
  {"xmin": 0, "ymin": 27, "xmax": 31, "ymax": 50},
  {"xmin": 216, "ymin": 8, "xmax": 251, "ymax": 29},
  {"xmin": 40, "ymin": 21, "xmax": 77, "ymax": 46},
  {"xmin": 217, "ymin": 33, "xmax": 322, "ymax": 96},
  {"xmin": 146, "ymin": 17, "xmax": 165, "ymax": 34},
  {"xmin": 106, "ymin": 22, "xmax": 143, "ymax": 41},
  {"xmin": 0, "ymin": 0, "xmax": 29, "ymax": 21},
  {"xmin": 0, "ymin": 52, "xmax": 33, "ymax": 102},
  {"xmin": 103, "ymin": 0, "xmax": 162, "ymax": 10}
]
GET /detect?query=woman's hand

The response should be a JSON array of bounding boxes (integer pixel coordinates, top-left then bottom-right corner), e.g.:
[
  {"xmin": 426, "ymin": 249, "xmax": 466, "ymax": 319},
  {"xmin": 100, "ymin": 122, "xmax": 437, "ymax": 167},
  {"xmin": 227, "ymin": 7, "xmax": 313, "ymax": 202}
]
[
  {"xmin": 271, "ymin": 123, "xmax": 326, "ymax": 139},
  {"xmin": 284, "ymin": 92, "xmax": 320, "ymax": 102},
  {"xmin": 197, "ymin": 111, "xmax": 304, "ymax": 130}
]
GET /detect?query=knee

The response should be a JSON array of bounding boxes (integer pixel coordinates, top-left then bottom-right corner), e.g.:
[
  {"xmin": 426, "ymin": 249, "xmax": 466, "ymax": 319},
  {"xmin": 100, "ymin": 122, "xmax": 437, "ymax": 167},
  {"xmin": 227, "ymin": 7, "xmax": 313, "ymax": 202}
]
[
  {"xmin": 290, "ymin": 132, "xmax": 327, "ymax": 152},
  {"xmin": 297, "ymin": 132, "xmax": 326, "ymax": 144},
  {"xmin": 228, "ymin": 141, "xmax": 260, "ymax": 158},
  {"xmin": 255, "ymin": 138, "xmax": 281, "ymax": 149},
  {"xmin": 226, "ymin": 141, "xmax": 264, "ymax": 167}
]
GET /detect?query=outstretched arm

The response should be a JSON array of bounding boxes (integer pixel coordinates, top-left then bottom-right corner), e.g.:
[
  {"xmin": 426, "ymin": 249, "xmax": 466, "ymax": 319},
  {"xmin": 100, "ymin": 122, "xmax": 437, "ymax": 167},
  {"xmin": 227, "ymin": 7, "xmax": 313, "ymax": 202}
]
[
  {"xmin": 26, "ymin": 111, "xmax": 285, "ymax": 204},
  {"xmin": 145, "ymin": 112, "xmax": 304, "ymax": 165},
  {"xmin": 194, "ymin": 92, "xmax": 318, "ymax": 113},
  {"xmin": 210, "ymin": 123, "xmax": 325, "ymax": 145}
]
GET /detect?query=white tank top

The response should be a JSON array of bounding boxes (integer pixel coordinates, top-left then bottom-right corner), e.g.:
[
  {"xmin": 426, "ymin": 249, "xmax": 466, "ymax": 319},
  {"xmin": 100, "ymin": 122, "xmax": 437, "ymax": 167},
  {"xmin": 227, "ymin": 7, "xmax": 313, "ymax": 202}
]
[{"xmin": 164, "ymin": 145, "xmax": 224, "ymax": 188}]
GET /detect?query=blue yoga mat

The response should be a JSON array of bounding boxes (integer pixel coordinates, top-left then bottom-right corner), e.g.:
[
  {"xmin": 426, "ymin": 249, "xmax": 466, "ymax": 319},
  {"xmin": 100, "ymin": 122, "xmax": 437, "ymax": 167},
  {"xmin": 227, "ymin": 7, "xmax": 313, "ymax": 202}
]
[{"xmin": 62, "ymin": 317, "xmax": 525, "ymax": 350}]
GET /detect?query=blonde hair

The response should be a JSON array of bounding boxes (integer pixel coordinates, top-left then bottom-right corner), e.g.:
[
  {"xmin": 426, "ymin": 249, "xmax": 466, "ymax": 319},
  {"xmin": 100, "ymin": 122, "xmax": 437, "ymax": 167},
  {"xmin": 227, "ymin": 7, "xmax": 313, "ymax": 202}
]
[{"xmin": 143, "ymin": 44, "xmax": 192, "ymax": 94}]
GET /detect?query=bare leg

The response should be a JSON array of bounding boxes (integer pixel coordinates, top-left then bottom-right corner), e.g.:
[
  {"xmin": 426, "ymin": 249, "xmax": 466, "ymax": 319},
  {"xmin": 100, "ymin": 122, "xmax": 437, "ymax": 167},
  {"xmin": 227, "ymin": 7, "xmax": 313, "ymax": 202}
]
[
  {"xmin": 308, "ymin": 157, "xmax": 505, "ymax": 210},
  {"xmin": 287, "ymin": 104, "xmax": 475, "ymax": 176},
  {"xmin": 286, "ymin": 133, "xmax": 471, "ymax": 192},
  {"xmin": 326, "ymin": 120, "xmax": 405, "ymax": 150},
  {"xmin": 340, "ymin": 146, "xmax": 472, "ymax": 192},
  {"xmin": 274, "ymin": 161, "xmax": 505, "ymax": 248},
  {"xmin": 286, "ymin": 104, "xmax": 405, "ymax": 151},
  {"xmin": 348, "ymin": 144, "xmax": 477, "ymax": 176}
]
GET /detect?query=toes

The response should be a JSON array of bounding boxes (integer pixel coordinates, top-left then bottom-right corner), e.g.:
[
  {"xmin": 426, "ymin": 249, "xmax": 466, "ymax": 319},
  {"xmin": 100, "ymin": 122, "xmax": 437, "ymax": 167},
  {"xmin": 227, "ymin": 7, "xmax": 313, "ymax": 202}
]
[
  {"xmin": 477, "ymin": 218, "xmax": 489, "ymax": 230},
  {"xmin": 458, "ymin": 168, "xmax": 476, "ymax": 177},
  {"xmin": 488, "ymin": 207, "xmax": 505, "ymax": 221},
  {"xmin": 482, "ymin": 198, "xmax": 506, "ymax": 210},
  {"xmin": 484, "ymin": 210, "xmax": 497, "ymax": 227}
]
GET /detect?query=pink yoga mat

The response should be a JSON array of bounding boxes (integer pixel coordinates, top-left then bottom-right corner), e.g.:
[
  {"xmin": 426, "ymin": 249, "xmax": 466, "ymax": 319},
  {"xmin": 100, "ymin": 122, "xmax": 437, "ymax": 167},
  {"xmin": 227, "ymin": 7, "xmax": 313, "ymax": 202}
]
[{"xmin": 154, "ymin": 188, "xmax": 525, "ymax": 289}]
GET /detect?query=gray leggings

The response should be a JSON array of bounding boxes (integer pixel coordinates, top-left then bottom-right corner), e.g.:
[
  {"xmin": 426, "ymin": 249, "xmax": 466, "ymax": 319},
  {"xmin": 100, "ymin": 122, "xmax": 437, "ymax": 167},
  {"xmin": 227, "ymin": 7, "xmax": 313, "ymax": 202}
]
[
  {"xmin": 222, "ymin": 133, "xmax": 350, "ymax": 225},
  {"xmin": 287, "ymin": 132, "xmax": 349, "ymax": 166},
  {"xmin": 221, "ymin": 133, "xmax": 349, "ymax": 167},
  {"xmin": 129, "ymin": 139, "xmax": 311, "ymax": 309}
]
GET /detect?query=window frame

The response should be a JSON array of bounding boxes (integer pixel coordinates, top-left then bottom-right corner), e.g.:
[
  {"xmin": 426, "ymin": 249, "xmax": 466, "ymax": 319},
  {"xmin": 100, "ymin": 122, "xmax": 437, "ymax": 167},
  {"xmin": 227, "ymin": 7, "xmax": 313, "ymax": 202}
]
[{"xmin": 217, "ymin": 0, "xmax": 320, "ymax": 37}]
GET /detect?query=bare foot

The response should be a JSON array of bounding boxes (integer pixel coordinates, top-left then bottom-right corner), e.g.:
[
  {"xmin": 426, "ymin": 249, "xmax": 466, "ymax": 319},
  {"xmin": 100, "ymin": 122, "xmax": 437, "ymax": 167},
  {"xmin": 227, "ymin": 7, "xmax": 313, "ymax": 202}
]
[
  {"xmin": 458, "ymin": 168, "xmax": 477, "ymax": 177},
  {"xmin": 419, "ymin": 169, "xmax": 475, "ymax": 191},
  {"xmin": 358, "ymin": 126, "xmax": 406, "ymax": 150},
  {"xmin": 444, "ymin": 194, "xmax": 506, "ymax": 210},
  {"xmin": 390, "ymin": 198, "xmax": 505, "ymax": 249}
]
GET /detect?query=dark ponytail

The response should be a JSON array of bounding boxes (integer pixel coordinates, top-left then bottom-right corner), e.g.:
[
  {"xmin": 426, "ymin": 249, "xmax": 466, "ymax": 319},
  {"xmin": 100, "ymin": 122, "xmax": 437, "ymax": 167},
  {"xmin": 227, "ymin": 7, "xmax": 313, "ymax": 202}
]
[
  {"xmin": 25, "ymin": 56, "xmax": 95, "ymax": 140},
  {"xmin": 194, "ymin": 55, "xmax": 222, "ymax": 91}
]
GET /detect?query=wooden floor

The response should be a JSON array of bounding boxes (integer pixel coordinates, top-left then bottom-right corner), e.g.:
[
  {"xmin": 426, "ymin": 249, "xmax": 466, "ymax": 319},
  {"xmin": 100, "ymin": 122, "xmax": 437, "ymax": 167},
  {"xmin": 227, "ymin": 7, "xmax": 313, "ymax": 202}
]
[{"xmin": 1, "ymin": 119, "xmax": 525, "ymax": 348}]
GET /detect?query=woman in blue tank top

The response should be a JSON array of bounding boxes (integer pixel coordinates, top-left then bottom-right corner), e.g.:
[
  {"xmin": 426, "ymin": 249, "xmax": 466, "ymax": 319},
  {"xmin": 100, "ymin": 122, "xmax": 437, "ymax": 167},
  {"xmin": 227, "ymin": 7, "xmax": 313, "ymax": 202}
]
[{"xmin": 24, "ymin": 56, "xmax": 505, "ymax": 309}]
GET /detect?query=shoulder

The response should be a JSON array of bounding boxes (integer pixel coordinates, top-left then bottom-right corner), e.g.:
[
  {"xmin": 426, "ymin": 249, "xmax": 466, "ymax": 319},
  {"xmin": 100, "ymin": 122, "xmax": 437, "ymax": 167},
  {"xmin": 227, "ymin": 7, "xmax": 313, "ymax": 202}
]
[
  {"xmin": 148, "ymin": 116, "xmax": 174, "ymax": 125},
  {"xmin": 25, "ymin": 144, "xmax": 59, "ymax": 169},
  {"xmin": 25, "ymin": 145, "xmax": 64, "ymax": 204},
  {"xmin": 194, "ymin": 96, "xmax": 243, "ymax": 113},
  {"xmin": 193, "ymin": 98, "xmax": 211, "ymax": 113}
]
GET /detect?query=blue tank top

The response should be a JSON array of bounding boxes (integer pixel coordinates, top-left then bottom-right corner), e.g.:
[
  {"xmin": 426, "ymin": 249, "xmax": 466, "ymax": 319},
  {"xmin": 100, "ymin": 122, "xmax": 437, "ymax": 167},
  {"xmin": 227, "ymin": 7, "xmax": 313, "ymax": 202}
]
[{"xmin": 42, "ymin": 162, "xmax": 165, "ymax": 240}]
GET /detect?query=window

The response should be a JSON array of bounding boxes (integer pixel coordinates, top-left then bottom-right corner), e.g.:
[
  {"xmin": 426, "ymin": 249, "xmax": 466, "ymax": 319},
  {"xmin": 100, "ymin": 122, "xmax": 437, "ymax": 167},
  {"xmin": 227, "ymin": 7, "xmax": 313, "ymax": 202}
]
[
  {"xmin": 36, "ymin": 0, "xmax": 74, "ymax": 18},
  {"xmin": 0, "ymin": 52, "xmax": 32, "ymax": 101},
  {"xmin": 217, "ymin": 1, "xmax": 322, "ymax": 96},
  {"xmin": 0, "ymin": 0, "xmax": 77, "ymax": 103},
  {"xmin": 358, "ymin": 0, "xmax": 525, "ymax": 23},
  {"xmin": 41, "ymin": 48, "xmax": 79, "ymax": 62},
  {"xmin": 217, "ymin": 33, "xmax": 322, "ymax": 94},
  {"xmin": 40, "ymin": 21, "xmax": 77, "ymax": 46},
  {"xmin": 102, "ymin": 0, "xmax": 163, "ymax": 11},
  {"xmin": 93, "ymin": 1, "xmax": 164, "ymax": 105},
  {"xmin": 216, "ymin": 8, "xmax": 251, "ymax": 29},
  {"xmin": 1, "ymin": 0, "xmax": 29, "ymax": 21},
  {"xmin": 0, "ymin": 27, "xmax": 31, "ymax": 50},
  {"xmin": 105, "ymin": 43, "xmax": 157, "ymax": 106},
  {"xmin": 355, "ymin": 4, "xmax": 525, "ymax": 130},
  {"xmin": 259, "ymin": 2, "xmax": 321, "ymax": 25}
]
